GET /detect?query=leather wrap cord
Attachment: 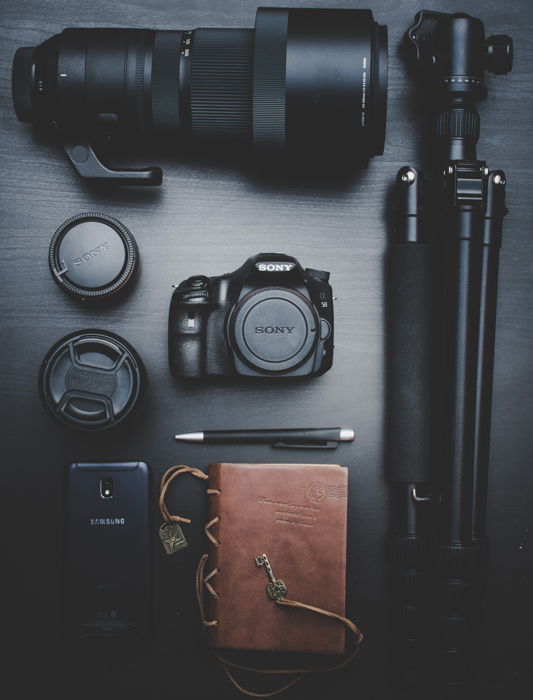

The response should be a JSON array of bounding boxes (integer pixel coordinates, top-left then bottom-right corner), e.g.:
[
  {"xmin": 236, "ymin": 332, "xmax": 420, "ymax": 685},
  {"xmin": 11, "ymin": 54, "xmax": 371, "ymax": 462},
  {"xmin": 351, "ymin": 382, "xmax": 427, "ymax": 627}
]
[{"xmin": 159, "ymin": 464, "xmax": 364, "ymax": 697}]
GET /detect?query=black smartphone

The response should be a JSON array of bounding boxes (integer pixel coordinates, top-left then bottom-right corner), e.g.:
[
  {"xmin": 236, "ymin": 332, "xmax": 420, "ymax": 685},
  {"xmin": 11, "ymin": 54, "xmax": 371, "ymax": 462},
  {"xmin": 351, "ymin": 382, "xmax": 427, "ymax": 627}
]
[{"xmin": 65, "ymin": 461, "xmax": 151, "ymax": 641}]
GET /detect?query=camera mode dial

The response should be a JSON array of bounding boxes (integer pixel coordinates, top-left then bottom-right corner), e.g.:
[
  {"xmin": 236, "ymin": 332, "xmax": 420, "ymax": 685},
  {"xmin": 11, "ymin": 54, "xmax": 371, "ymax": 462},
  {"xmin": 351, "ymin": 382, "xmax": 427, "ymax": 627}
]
[{"xmin": 180, "ymin": 276, "xmax": 210, "ymax": 301}]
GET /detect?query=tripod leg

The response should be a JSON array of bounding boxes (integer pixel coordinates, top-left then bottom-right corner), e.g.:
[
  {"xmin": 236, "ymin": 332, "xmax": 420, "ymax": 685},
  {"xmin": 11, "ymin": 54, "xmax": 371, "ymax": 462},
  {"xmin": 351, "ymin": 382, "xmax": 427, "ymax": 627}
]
[
  {"xmin": 466, "ymin": 170, "xmax": 507, "ymax": 666},
  {"xmin": 472, "ymin": 170, "xmax": 507, "ymax": 542},
  {"xmin": 435, "ymin": 162, "xmax": 507, "ymax": 694},
  {"xmin": 388, "ymin": 167, "xmax": 434, "ymax": 690}
]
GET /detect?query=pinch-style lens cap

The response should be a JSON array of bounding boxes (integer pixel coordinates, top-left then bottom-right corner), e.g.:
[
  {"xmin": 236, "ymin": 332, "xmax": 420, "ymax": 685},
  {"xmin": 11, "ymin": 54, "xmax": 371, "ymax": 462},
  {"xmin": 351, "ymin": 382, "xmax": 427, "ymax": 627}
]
[
  {"xmin": 49, "ymin": 213, "xmax": 139, "ymax": 302},
  {"xmin": 39, "ymin": 330, "xmax": 146, "ymax": 431}
]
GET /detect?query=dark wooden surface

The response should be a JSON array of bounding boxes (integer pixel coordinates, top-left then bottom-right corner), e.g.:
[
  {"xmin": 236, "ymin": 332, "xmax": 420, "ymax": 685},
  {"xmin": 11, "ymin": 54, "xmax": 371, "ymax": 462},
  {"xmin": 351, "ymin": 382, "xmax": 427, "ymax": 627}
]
[{"xmin": 1, "ymin": 1, "xmax": 532, "ymax": 698}]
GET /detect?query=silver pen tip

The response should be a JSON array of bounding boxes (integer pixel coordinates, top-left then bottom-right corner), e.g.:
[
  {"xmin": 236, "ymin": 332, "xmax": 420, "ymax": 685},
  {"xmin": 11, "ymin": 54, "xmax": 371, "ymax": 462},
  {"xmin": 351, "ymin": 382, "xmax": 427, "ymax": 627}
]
[
  {"xmin": 174, "ymin": 432, "xmax": 204, "ymax": 442},
  {"xmin": 339, "ymin": 428, "xmax": 355, "ymax": 442}
]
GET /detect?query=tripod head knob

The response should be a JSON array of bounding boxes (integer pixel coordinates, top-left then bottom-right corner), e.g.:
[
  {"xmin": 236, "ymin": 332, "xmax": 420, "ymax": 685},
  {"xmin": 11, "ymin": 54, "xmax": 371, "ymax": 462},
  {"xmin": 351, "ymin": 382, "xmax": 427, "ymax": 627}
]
[{"xmin": 486, "ymin": 35, "xmax": 513, "ymax": 75}]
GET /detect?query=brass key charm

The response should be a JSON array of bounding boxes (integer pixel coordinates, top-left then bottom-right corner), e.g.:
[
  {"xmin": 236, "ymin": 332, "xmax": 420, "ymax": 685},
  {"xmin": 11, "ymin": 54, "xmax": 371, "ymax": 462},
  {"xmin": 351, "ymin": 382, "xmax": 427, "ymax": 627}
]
[{"xmin": 255, "ymin": 553, "xmax": 288, "ymax": 601}]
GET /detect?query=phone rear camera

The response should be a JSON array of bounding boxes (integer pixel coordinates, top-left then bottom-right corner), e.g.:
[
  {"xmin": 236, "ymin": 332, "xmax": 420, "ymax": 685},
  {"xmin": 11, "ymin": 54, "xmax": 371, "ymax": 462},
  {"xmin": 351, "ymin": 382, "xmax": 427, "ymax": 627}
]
[{"xmin": 100, "ymin": 477, "xmax": 114, "ymax": 498}]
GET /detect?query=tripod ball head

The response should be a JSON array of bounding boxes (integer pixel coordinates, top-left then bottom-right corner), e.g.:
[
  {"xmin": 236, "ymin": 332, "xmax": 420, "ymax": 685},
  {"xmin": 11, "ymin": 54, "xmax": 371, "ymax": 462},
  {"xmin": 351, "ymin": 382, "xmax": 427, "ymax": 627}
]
[
  {"xmin": 407, "ymin": 11, "xmax": 512, "ymax": 105},
  {"xmin": 406, "ymin": 11, "xmax": 512, "ymax": 159}
]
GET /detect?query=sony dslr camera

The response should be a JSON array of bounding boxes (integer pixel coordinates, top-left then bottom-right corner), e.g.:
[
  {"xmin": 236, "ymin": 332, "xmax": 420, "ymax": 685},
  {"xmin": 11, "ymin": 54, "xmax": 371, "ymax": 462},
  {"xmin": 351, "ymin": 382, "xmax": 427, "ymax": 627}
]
[{"xmin": 169, "ymin": 254, "xmax": 334, "ymax": 378}]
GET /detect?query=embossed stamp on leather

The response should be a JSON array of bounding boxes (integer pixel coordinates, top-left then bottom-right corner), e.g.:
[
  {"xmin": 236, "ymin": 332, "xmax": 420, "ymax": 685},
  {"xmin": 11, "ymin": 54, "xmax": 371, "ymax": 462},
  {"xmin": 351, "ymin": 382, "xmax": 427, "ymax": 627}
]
[{"xmin": 205, "ymin": 462, "xmax": 348, "ymax": 654}]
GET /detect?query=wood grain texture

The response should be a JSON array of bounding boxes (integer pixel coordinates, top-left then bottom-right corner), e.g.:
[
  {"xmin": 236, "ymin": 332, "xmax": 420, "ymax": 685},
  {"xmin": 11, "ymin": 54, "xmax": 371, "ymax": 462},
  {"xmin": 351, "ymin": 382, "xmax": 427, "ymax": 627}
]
[{"xmin": 1, "ymin": 1, "xmax": 532, "ymax": 698}]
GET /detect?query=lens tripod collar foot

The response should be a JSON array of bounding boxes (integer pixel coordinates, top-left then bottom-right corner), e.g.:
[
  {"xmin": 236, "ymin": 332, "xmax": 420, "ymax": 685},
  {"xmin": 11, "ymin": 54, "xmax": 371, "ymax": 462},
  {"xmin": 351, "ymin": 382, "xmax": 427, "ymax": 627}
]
[{"xmin": 62, "ymin": 138, "xmax": 162, "ymax": 186}]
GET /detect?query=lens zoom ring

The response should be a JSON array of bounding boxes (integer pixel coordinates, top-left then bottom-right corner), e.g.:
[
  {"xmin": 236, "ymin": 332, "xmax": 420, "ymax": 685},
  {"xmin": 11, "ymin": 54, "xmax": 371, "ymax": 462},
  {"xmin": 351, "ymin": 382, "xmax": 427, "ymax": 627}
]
[{"xmin": 190, "ymin": 29, "xmax": 253, "ymax": 142}]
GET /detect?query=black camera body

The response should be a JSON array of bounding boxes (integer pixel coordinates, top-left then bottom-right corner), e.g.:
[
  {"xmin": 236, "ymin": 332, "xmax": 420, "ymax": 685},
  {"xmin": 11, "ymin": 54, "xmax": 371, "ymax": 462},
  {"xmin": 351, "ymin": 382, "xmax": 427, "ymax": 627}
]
[{"xmin": 169, "ymin": 254, "xmax": 334, "ymax": 378}]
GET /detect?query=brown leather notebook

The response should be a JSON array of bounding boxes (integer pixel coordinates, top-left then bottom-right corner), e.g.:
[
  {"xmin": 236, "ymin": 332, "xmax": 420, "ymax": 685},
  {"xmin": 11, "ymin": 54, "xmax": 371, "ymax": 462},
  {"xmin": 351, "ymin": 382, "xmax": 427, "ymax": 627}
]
[{"xmin": 205, "ymin": 462, "xmax": 348, "ymax": 655}]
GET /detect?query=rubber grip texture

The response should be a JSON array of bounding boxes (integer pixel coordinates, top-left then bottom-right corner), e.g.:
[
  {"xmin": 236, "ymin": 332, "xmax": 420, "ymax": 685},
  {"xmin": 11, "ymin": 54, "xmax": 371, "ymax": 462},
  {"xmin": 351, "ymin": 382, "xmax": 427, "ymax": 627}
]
[{"xmin": 388, "ymin": 243, "xmax": 433, "ymax": 483}]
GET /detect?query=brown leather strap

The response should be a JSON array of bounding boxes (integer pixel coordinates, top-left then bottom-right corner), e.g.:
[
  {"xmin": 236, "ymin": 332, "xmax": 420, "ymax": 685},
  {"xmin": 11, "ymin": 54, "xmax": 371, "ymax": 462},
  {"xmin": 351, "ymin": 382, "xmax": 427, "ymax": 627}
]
[
  {"xmin": 195, "ymin": 553, "xmax": 364, "ymax": 697},
  {"xmin": 159, "ymin": 464, "xmax": 208, "ymax": 523}
]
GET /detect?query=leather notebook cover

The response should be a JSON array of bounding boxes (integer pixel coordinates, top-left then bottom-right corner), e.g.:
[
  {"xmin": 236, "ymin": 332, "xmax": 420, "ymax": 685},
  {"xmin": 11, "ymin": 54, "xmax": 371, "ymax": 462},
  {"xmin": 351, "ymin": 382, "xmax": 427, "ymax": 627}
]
[{"xmin": 206, "ymin": 462, "xmax": 348, "ymax": 655}]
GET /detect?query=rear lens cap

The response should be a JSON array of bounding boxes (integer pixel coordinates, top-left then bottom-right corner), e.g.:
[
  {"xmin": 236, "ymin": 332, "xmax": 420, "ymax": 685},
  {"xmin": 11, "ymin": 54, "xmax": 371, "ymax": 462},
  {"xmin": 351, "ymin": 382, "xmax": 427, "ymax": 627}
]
[
  {"xmin": 39, "ymin": 330, "xmax": 146, "ymax": 431},
  {"xmin": 49, "ymin": 213, "xmax": 139, "ymax": 303}
]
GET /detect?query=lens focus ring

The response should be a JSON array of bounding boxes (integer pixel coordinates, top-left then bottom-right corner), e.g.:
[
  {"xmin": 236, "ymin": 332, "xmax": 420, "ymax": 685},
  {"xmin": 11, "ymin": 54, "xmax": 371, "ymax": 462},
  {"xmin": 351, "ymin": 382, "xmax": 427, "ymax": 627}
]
[{"xmin": 190, "ymin": 29, "xmax": 253, "ymax": 143}]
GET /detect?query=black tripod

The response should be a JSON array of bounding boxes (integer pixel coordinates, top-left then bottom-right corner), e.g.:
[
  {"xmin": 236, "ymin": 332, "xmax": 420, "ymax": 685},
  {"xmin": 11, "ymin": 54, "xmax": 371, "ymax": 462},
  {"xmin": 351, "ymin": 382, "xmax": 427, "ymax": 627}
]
[{"xmin": 388, "ymin": 11, "xmax": 512, "ymax": 696}]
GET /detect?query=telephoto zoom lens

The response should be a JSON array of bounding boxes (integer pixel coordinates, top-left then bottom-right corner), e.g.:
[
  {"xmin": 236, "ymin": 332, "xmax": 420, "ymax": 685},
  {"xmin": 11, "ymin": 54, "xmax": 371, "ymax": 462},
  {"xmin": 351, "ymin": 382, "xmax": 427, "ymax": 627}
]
[{"xmin": 12, "ymin": 7, "xmax": 387, "ymax": 184}]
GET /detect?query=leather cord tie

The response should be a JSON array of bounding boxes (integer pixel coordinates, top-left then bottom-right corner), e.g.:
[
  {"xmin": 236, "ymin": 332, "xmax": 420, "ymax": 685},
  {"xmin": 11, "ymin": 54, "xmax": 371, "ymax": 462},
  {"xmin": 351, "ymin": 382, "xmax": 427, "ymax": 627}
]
[
  {"xmin": 196, "ymin": 553, "xmax": 364, "ymax": 697},
  {"xmin": 159, "ymin": 464, "xmax": 209, "ymax": 524}
]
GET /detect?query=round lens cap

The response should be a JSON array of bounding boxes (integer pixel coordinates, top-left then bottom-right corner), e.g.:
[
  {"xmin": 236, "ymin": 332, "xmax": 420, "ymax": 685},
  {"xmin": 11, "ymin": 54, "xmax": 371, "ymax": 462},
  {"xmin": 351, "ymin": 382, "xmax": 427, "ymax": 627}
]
[
  {"xmin": 49, "ymin": 213, "xmax": 139, "ymax": 302},
  {"xmin": 229, "ymin": 287, "xmax": 319, "ymax": 373},
  {"xmin": 39, "ymin": 330, "xmax": 146, "ymax": 431}
]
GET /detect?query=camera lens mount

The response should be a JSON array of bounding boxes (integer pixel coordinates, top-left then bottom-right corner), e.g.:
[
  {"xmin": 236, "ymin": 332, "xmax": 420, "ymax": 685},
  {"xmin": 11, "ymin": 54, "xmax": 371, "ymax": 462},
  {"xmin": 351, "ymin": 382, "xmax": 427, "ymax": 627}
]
[{"xmin": 228, "ymin": 287, "xmax": 320, "ymax": 374}]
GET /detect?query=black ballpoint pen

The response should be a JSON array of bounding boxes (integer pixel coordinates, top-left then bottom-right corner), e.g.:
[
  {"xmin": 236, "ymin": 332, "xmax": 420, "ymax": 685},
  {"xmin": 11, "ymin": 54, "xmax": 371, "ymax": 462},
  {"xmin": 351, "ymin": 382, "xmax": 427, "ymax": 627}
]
[{"xmin": 174, "ymin": 427, "xmax": 355, "ymax": 449}]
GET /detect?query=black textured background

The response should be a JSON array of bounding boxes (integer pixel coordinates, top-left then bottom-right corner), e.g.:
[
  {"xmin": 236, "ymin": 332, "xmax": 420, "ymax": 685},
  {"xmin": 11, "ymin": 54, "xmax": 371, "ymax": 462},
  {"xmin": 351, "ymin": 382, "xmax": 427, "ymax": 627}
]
[{"xmin": 1, "ymin": 1, "xmax": 532, "ymax": 698}]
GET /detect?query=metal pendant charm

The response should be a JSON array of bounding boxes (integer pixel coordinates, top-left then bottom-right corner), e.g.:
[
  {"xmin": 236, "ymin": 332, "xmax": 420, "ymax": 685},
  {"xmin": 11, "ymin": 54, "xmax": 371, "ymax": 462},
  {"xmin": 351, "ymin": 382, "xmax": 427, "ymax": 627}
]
[
  {"xmin": 159, "ymin": 522, "xmax": 187, "ymax": 554},
  {"xmin": 255, "ymin": 553, "xmax": 288, "ymax": 601}
]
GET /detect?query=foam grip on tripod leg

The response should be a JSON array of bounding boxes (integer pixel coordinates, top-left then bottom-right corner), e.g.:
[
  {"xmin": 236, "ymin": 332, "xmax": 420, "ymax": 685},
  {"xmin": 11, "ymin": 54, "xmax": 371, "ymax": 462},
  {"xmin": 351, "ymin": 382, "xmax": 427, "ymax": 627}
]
[
  {"xmin": 436, "ymin": 543, "xmax": 488, "ymax": 686},
  {"xmin": 391, "ymin": 534, "xmax": 430, "ymax": 687},
  {"xmin": 388, "ymin": 243, "xmax": 433, "ymax": 483}
]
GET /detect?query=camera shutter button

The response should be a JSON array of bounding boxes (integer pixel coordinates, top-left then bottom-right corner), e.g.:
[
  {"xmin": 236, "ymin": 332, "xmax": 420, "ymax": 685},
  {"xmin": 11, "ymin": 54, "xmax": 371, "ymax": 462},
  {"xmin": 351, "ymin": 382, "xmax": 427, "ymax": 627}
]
[{"xmin": 188, "ymin": 276, "xmax": 209, "ymax": 289}]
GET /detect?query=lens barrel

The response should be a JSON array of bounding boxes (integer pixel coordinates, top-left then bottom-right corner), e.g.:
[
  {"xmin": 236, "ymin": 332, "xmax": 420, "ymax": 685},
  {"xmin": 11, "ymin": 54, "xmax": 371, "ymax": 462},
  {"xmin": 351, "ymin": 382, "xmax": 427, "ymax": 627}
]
[
  {"xmin": 12, "ymin": 7, "xmax": 387, "ymax": 167},
  {"xmin": 252, "ymin": 8, "xmax": 387, "ymax": 160}
]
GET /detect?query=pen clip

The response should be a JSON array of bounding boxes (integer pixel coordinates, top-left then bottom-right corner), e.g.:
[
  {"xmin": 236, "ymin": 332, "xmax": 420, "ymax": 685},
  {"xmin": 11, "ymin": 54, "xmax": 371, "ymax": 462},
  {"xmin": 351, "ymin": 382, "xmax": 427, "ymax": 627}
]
[{"xmin": 272, "ymin": 441, "xmax": 339, "ymax": 450}]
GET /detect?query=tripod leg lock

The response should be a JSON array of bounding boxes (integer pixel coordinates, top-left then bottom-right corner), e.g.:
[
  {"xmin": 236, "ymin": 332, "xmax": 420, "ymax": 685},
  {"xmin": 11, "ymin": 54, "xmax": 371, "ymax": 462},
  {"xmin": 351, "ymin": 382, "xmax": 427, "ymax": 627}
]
[{"xmin": 445, "ymin": 160, "xmax": 487, "ymax": 207}]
